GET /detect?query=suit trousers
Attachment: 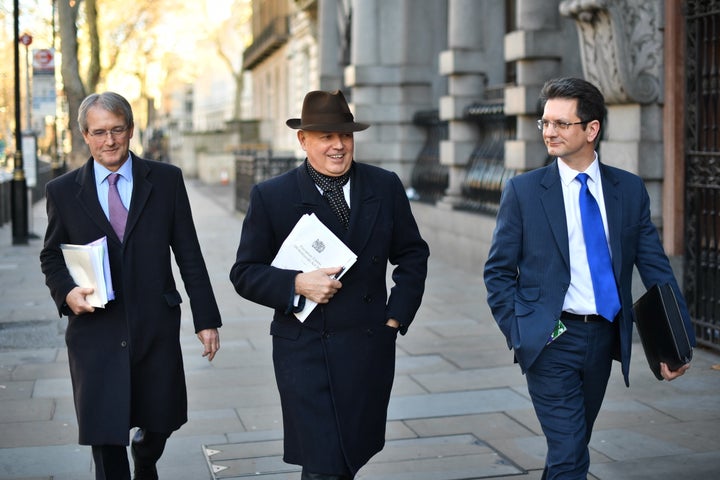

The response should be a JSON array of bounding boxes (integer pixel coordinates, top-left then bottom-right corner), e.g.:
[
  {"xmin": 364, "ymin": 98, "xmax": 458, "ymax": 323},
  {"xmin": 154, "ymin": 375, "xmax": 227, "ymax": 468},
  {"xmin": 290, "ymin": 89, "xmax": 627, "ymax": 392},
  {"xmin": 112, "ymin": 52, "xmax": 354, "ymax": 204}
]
[
  {"xmin": 525, "ymin": 318, "xmax": 615, "ymax": 480},
  {"xmin": 91, "ymin": 429, "xmax": 169, "ymax": 480},
  {"xmin": 92, "ymin": 445, "xmax": 130, "ymax": 480}
]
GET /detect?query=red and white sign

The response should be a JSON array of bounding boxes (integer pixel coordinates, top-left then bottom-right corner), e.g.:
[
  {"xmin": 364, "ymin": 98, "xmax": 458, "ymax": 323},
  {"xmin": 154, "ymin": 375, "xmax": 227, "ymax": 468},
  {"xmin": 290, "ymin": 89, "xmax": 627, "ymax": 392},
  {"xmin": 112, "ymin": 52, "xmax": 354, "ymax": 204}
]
[
  {"xmin": 33, "ymin": 49, "xmax": 54, "ymax": 71},
  {"xmin": 19, "ymin": 33, "xmax": 32, "ymax": 46},
  {"xmin": 32, "ymin": 48, "xmax": 57, "ymax": 121}
]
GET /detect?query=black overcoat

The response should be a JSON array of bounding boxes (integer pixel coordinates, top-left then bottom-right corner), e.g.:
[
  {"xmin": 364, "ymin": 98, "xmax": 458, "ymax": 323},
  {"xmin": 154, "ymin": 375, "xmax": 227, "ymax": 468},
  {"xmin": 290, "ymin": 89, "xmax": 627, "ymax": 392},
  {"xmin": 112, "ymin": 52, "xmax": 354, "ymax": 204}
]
[
  {"xmin": 230, "ymin": 162, "xmax": 429, "ymax": 475},
  {"xmin": 40, "ymin": 155, "xmax": 221, "ymax": 445}
]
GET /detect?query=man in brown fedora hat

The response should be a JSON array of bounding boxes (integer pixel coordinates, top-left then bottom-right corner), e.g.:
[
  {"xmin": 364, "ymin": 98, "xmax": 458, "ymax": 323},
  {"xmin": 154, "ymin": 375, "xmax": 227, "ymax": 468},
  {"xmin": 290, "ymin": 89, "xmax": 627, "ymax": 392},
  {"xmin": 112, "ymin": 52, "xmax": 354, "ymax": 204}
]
[{"xmin": 230, "ymin": 90, "xmax": 429, "ymax": 479}]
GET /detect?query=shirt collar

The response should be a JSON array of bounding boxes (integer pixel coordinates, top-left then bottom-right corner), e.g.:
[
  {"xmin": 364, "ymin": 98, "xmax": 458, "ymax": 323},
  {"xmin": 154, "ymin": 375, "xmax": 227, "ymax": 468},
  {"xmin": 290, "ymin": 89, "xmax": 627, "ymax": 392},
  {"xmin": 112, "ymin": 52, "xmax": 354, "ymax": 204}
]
[
  {"xmin": 557, "ymin": 152, "xmax": 600, "ymax": 187},
  {"xmin": 94, "ymin": 154, "xmax": 133, "ymax": 185}
]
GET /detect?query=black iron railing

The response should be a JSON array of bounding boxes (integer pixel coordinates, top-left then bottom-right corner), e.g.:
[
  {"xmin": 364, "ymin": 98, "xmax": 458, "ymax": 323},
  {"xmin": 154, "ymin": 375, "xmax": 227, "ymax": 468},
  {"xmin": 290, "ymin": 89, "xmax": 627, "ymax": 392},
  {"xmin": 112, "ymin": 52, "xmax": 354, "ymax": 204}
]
[
  {"xmin": 410, "ymin": 110, "xmax": 448, "ymax": 203},
  {"xmin": 234, "ymin": 149, "xmax": 298, "ymax": 213},
  {"xmin": 684, "ymin": 0, "xmax": 720, "ymax": 353},
  {"xmin": 458, "ymin": 102, "xmax": 517, "ymax": 214}
]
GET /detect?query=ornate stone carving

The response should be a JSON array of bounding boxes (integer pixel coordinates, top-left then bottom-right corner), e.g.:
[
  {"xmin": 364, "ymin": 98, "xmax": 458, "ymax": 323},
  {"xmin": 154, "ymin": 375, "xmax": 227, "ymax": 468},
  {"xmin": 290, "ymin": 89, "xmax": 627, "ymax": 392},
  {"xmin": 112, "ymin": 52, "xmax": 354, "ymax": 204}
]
[{"xmin": 560, "ymin": 0, "xmax": 662, "ymax": 104}]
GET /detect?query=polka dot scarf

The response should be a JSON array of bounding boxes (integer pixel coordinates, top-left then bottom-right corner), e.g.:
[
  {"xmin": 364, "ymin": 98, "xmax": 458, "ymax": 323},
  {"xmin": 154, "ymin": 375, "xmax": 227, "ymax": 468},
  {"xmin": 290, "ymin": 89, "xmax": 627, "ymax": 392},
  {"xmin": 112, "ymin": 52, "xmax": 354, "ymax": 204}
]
[{"xmin": 305, "ymin": 159, "xmax": 351, "ymax": 229}]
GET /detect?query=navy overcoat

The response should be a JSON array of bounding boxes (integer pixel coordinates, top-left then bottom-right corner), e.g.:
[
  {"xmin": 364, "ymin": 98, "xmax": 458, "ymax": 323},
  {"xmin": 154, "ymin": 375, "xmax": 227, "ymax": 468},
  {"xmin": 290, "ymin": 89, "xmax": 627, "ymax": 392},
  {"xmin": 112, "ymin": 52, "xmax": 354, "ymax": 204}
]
[{"xmin": 230, "ymin": 161, "xmax": 429, "ymax": 475}]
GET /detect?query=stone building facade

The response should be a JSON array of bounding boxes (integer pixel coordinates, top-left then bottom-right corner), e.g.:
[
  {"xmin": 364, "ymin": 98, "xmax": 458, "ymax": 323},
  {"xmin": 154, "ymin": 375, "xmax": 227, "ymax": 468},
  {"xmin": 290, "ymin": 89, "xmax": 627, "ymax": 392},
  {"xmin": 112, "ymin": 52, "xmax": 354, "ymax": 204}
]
[
  {"xmin": 242, "ymin": 0, "xmax": 669, "ymax": 255},
  {"xmin": 237, "ymin": 0, "xmax": 718, "ymax": 350}
]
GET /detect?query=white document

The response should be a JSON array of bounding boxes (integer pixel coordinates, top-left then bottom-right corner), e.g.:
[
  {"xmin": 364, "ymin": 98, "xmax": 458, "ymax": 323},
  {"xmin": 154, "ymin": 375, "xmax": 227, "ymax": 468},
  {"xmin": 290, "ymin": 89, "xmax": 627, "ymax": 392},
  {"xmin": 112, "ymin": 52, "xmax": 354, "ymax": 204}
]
[
  {"xmin": 60, "ymin": 236, "xmax": 114, "ymax": 308},
  {"xmin": 272, "ymin": 213, "xmax": 357, "ymax": 322}
]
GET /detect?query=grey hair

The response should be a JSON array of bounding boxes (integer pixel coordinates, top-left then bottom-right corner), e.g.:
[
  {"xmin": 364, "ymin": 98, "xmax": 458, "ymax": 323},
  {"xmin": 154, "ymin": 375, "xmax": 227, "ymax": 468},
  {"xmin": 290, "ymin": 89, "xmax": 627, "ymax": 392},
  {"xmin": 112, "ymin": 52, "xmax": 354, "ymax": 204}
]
[{"xmin": 78, "ymin": 92, "xmax": 134, "ymax": 133}]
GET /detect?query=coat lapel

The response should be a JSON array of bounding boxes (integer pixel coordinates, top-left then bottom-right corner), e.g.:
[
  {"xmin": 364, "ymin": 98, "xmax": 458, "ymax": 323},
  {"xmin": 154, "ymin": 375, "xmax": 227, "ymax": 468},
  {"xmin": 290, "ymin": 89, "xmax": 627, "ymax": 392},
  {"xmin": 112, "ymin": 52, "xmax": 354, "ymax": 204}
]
[
  {"xmin": 123, "ymin": 155, "xmax": 152, "ymax": 243},
  {"xmin": 294, "ymin": 164, "xmax": 336, "ymax": 228},
  {"xmin": 74, "ymin": 159, "xmax": 117, "ymax": 242},
  {"xmin": 600, "ymin": 164, "xmax": 623, "ymax": 278},
  {"xmin": 293, "ymin": 163, "xmax": 379, "ymax": 256},
  {"xmin": 540, "ymin": 162, "xmax": 570, "ymax": 271},
  {"xmin": 345, "ymin": 165, "xmax": 380, "ymax": 256}
]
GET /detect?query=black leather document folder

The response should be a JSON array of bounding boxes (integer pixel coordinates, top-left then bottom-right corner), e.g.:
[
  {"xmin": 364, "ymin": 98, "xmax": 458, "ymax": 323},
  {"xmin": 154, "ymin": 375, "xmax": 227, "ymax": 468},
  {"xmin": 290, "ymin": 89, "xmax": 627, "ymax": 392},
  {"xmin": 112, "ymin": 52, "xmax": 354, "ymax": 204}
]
[{"xmin": 632, "ymin": 283, "xmax": 693, "ymax": 380}]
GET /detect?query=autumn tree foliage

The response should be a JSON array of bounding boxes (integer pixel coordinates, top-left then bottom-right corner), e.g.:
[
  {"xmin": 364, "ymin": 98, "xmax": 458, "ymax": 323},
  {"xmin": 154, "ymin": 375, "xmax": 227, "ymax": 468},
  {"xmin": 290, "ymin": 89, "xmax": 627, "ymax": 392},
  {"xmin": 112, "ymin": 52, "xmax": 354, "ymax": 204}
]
[{"xmin": 57, "ymin": 0, "xmax": 185, "ymax": 168}]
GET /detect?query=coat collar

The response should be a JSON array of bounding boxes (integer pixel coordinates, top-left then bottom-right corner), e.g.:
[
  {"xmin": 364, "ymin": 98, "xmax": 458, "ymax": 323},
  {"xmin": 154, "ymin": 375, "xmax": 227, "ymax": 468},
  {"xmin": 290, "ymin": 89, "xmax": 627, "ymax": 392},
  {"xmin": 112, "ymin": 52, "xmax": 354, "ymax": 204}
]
[
  {"xmin": 293, "ymin": 161, "xmax": 380, "ymax": 257},
  {"xmin": 73, "ymin": 153, "xmax": 152, "ymax": 245}
]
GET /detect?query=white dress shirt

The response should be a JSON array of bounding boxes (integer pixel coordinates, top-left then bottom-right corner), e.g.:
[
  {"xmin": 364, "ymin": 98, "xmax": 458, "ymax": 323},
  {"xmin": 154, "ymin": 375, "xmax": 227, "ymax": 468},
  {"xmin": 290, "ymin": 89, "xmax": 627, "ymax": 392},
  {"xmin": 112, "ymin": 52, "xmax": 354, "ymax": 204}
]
[{"xmin": 558, "ymin": 155, "xmax": 613, "ymax": 315}]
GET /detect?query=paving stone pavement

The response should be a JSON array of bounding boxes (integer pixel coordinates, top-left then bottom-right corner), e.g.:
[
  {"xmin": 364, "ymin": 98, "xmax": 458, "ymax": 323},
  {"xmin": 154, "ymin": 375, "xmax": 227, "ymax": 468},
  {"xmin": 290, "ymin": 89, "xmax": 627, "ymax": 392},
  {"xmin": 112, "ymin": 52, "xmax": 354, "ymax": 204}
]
[{"xmin": 0, "ymin": 178, "xmax": 719, "ymax": 480}]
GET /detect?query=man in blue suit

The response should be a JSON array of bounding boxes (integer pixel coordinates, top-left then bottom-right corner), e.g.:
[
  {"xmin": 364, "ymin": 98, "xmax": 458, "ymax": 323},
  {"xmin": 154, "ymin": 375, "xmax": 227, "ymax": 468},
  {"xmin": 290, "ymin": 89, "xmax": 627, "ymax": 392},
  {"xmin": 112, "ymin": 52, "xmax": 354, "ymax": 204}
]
[
  {"xmin": 230, "ymin": 90, "xmax": 429, "ymax": 479},
  {"xmin": 483, "ymin": 77, "xmax": 694, "ymax": 479}
]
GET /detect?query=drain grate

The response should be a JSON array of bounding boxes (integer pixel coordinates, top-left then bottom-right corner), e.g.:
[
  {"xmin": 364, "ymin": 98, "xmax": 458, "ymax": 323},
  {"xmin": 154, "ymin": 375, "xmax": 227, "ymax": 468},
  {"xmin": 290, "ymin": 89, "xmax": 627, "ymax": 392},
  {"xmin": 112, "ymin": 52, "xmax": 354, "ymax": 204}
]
[
  {"xmin": 203, "ymin": 434, "xmax": 525, "ymax": 479},
  {"xmin": 202, "ymin": 438, "xmax": 298, "ymax": 478}
]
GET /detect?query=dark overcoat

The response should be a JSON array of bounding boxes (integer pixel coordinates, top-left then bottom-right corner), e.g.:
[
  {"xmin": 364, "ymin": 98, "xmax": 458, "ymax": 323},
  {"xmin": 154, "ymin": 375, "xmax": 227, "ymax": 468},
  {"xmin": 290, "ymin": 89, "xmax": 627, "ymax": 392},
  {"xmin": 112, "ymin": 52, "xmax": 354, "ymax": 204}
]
[
  {"xmin": 40, "ymin": 155, "xmax": 221, "ymax": 445},
  {"xmin": 230, "ymin": 162, "xmax": 429, "ymax": 475}
]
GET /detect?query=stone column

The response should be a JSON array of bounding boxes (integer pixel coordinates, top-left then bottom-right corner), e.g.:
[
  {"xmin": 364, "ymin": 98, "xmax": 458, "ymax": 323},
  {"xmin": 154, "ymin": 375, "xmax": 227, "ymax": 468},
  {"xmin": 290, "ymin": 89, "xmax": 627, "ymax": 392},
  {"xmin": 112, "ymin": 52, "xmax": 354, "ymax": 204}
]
[
  {"xmin": 438, "ymin": 0, "xmax": 504, "ymax": 209},
  {"xmin": 317, "ymin": 0, "xmax": 343, "ymax": 91},
  {"xmin": 504, "ymin": 0, "xmax": 565, "ymax": 172},
  {"xmin": 344, "ymin": 0, "xmax": 447, "ymax": 183},
  {"xmin": 561, "ymin": 0, "xmax": 665, "ymax": 224}
]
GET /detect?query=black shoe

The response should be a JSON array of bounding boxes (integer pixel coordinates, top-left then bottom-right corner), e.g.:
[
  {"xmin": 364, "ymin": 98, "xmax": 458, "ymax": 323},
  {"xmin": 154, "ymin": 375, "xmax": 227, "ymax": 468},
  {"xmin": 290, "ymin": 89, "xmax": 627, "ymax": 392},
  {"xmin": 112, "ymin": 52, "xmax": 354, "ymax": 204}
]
[
  {"xmin": 300, "ymin": 470, "xmax": 352, "ymax": 480},
  {"xmin": 131, "ymin": 428, "xmax": 167, "ymax": 480},
  {"xmin": 132, "ymin": 465, "xmax": 158, "ymax": 480}
]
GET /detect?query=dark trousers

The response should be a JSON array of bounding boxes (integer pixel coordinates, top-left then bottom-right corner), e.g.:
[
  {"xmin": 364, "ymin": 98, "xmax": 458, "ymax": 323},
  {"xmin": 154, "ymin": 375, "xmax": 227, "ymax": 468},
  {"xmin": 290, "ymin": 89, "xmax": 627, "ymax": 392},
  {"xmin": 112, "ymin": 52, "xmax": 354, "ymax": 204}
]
[
  {"xmin": 91, "ymin": 429, "xmax": 169, "ymax": 480},
  {"xmin": 92, "ymin": 445, "xmax": 130, "ymax": 480},
  {"xmin": 300, "ymin": 468, "xmax": 353, "ymax": 480},
  {"xmin": 525, "ymin": 319, "xmax": 614, "ymax": 480}
]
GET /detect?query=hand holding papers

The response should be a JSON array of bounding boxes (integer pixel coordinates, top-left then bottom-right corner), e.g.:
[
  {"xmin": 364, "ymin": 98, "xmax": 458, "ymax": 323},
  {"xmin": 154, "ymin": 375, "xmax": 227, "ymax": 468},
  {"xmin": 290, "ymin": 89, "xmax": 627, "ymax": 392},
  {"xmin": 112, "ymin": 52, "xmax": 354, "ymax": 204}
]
[
  {"xmin": 272, "ymin": 213, "xmax": 357, "ymax": 322},
  {"xmin": 60, "ymin": 236, "xmax": 115, "ymax": 308}
]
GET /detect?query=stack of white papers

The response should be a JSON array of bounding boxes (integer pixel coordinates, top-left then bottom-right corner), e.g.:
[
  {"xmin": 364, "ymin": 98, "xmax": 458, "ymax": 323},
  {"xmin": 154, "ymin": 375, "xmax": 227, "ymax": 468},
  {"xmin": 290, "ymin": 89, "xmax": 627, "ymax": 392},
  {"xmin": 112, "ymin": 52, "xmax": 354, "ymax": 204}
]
[
  {"xmin": 60, "ymin": 236, "xmax": 115, "ymax": 308},
  {"xmin": 272, "ymin": 213, "xmax": 357, "ymax": 321}
]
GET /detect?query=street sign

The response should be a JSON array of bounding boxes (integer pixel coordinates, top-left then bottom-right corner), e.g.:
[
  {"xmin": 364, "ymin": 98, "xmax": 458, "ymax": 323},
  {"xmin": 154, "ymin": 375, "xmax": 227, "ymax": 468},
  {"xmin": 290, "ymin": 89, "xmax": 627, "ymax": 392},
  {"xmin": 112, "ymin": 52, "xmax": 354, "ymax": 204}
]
[
  {"xmin": 33, "ymin": 49, "xmax": 54, "ymax": 72},
  {"xmin": 32, "ymin": 48, "xmax": 57, "ymax": 130},
  {"xmin": 19, "ymin": 33, "xmax": 32, "ymax": 46}
]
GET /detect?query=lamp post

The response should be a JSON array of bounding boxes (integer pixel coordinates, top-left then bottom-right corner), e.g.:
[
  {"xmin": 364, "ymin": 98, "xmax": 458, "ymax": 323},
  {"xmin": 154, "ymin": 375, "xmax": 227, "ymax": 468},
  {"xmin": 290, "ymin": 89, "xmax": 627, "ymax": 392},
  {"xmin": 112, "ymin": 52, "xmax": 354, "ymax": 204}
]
[{"xmin": 11, "ymin": 0, "xmax": 29, "ymax": 245}]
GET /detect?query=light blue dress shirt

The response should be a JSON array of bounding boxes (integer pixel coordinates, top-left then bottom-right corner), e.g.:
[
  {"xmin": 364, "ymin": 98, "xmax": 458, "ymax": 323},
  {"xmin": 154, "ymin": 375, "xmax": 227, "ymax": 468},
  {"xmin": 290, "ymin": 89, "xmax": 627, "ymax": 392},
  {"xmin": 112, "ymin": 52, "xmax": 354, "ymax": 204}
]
[{"xmin": 94, "ymin": 156, "xmax": 133, "ymax": 219}]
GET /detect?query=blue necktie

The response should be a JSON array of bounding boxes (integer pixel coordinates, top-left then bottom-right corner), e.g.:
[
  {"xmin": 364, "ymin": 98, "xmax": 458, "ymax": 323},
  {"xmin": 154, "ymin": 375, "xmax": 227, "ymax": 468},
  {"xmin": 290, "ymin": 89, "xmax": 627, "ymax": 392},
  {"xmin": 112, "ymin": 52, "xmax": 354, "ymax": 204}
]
[{"xmin": 577, "ymin": 173, "xmax": 620, "ymax": 321}]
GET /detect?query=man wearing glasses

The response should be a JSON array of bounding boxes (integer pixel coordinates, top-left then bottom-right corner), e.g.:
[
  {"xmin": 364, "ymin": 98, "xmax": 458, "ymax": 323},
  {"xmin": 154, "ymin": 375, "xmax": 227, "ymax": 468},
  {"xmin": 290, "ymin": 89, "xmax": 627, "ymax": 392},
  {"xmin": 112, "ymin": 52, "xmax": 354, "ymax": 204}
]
[
  {"xmin": 484, "ymin": 77, "xmax": 694, "ymax": 479},
  {"xmin": 40, "ymin": 92, "xmax": 222, "ymax": 480}
]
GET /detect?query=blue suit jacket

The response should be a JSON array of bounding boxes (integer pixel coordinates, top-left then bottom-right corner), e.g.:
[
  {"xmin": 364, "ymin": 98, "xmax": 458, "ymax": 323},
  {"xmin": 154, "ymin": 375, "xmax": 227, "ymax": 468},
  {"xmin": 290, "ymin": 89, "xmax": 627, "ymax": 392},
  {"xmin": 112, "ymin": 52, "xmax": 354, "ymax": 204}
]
[{"xmin": 483, "ymin": 160, "xmax": 696, "ymax": 385}]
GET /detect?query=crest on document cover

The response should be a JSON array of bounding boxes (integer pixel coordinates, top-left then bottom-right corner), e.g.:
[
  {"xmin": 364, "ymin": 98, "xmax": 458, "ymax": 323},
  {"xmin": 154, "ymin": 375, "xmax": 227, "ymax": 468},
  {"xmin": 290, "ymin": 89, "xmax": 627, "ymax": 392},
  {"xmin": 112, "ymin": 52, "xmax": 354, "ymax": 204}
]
[{"xmin": 312, "ymin": 239, "xmax": 326, "ymax": 253}]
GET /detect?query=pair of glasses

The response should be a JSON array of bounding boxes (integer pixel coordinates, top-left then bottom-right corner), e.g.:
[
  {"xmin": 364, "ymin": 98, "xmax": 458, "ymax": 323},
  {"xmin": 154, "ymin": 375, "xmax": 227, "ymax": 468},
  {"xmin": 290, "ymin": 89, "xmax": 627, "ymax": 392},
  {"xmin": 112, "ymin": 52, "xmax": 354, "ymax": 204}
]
[
  {"xmin": 87, "ymin": 126, "xmax": 129, "ymax": 139},
  {"xmin": 536, "ymin": 119, "xmax": 587, "ymax": 131}
]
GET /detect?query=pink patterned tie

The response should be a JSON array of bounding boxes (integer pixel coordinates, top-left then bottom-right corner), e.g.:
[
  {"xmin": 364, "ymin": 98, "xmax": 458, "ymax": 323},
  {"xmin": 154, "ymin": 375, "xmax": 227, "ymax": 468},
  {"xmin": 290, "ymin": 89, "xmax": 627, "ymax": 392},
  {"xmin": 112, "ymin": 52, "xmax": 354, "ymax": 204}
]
[{"xmin": 108, "ymin": 173, "xmax": 128, "ymax": 241}]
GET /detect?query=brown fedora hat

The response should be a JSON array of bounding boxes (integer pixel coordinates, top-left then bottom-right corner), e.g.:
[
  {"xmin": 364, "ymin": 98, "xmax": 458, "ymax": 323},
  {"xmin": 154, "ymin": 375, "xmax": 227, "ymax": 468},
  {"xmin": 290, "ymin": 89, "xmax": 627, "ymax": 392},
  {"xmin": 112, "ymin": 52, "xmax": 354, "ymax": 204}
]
[{"xmin": 286, "ymin": 90, "xmax": 370, "ymax": 132}]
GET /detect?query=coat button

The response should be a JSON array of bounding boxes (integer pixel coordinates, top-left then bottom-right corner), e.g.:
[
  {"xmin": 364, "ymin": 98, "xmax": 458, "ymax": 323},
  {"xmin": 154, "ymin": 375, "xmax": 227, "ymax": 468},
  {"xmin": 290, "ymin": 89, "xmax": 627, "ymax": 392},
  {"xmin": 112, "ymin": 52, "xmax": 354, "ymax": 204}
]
[
  {"xmin": 371, "ymin": 256, "xmax": 380, "ymax": 264},
  {"xmin": 363, "ymin": 295, "xmax": 372, "ymax": 303},
  {"xmin": 120, "ymin": 340, "xmax": 127, "ymax": 348},
  {"xmin": 322, "ymin": 331, "xmax": 331, "ymax": 339}
]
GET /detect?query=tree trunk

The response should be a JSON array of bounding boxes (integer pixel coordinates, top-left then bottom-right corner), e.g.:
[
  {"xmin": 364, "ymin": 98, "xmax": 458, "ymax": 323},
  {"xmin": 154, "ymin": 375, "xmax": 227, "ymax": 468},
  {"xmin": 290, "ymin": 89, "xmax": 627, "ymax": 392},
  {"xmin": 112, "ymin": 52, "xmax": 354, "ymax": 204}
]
[
  {"xmin": 85, "ymin": 0, "xmax": 101, "ymax": 93},
  {"xmin": 58, "ymin": 0, "xmax": 88, "ymax": 170}
]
